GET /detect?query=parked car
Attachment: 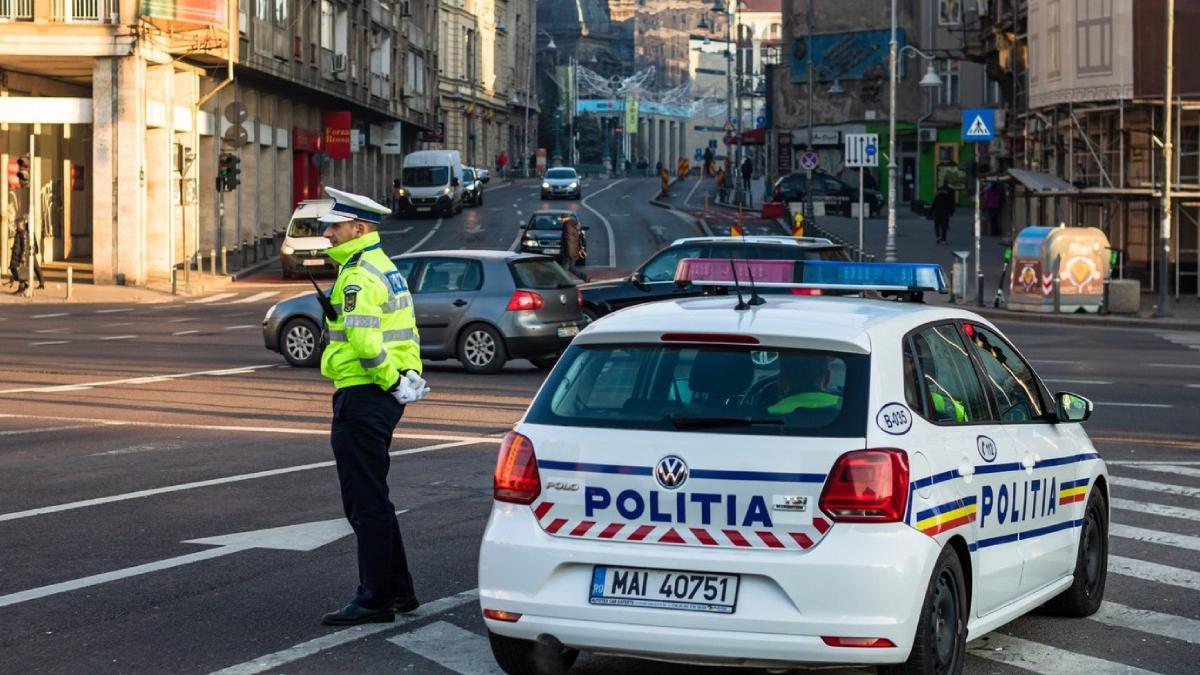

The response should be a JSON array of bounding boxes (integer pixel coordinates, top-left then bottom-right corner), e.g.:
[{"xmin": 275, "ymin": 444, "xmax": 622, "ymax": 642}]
[
  {"xmin": 579, "ymin": 235, "xmax": 849, "ymax": 321},
  {"xmin": 541, "ymin": 167, "xmax": 582, "ymax": 200},
  {"xmin": 262, "ymin": 251, "xmax": 584, "ymax": 373},
  {"xmin": 463, "ymin": 167, "xmax": 484, "ymax": 207},
  {"xmin": 280, "ymin": 199, "xmax": 335, "ymax": 279},
  {"xmin": 772, "ymin": 171, "xmax": 882, "ymax": 218},
  {"xmin": 518, "ymin": 210, "xmax": 588, "ymax": 266}
]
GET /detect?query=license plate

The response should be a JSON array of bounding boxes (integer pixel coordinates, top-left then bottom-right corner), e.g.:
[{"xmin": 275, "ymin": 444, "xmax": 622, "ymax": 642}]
[
  {"xmin": 302, "ymin": 259, "xmax": 325, "ymax": 267},
  {"xmin": 556, "ymin": 324, "xmax": 579, "ymax": 338},
  {"xmin": 589, "ymin": 566, "xmax": 738, "ymax": 614},
  {"xmin": 417, "ymin": 207, "xmax": 431, "ymax": 212},
  {"xmin": 542, "ymin": 247, "xmax": 560, "ymax": 255}
]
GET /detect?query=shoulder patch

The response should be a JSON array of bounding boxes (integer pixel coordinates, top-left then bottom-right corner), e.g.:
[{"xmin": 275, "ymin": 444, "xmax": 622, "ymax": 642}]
[{"xmin": 343, "ymin": 284, "xmax": 361, "ymax": 313}]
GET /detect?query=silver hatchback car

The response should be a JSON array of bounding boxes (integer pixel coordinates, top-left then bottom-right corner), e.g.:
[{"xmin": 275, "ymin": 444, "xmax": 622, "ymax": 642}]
[{"xmin": 262, "ymin": 251, "xmax": 584, "ymax": 373}]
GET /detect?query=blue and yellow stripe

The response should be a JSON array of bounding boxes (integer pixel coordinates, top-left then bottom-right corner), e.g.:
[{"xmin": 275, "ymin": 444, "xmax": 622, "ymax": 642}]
[
  {"xmin": 1059, "ymin": 477, "xmax": 1089, "ymax": 505},
  {"xmin": 915, "ymin": 496, "xmax": 978, "ymax": 536}
]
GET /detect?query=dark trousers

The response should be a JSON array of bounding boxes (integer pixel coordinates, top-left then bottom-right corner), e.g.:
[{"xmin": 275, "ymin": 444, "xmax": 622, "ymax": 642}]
[
  {"xmin": 934, "ymin": 217, "xmax": 949, "ymax": 242},
  {"xmin": 330, "ymin": 385, "xmax": 415, "ymax": 609}
]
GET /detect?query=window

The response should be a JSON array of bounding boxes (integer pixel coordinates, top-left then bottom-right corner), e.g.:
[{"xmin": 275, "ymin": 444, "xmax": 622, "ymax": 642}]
[
  {"xmin": 963, "ymin": 323, "xmax": 1048, "ymax": 422},
  {"xmin": 370, "ymin": 33, "xmax": 392, "ymax": 76},
  {"xmin": 527, "ymin": 345, "xmax": 870, "ymax": 438},
  {"xmin": 908, "ymin": 325, "xmax": 992, "ymax": 424},
  {"xmin": 393, "ymin": 259, "xmax": 418, "ymax": 281},
  {"xmin": 274, "ymin": 0, "xmax": 288, "ymax": 27},
  {"xmin": 938, "ymin": 60, "xmax": 960, "ymax": 106},
  {"xmin": 1046, "ymin": 0, "xmax": 1061, "ymax": 80},
  {"xmin": 641, "ymin": 245, "xmax": 704, "ymax": 282},
  {"xmin": 509, "ymin": 259, "xmax": 576, "ymax": 289},
  {"xmin": 406, "ymin": 51, "xmax": 426, "ymax": 96},
  {"xmin": 1076, "ymin": 0, "xmax": 1113, "ymax": 76},
  {"xmin": 255, "ymin": 0, "xmax": 270, "ymax": 21},
  {"xmin": 320, "ymin": 0, "xmax": 334, "ymax": 50},
  {"xmin": 415, "ymin": 259, "xmax": 483, "ymax": 293},
  {"xmin": 939, "ymin": 0, "xmax": 961, "ymax": 26}
]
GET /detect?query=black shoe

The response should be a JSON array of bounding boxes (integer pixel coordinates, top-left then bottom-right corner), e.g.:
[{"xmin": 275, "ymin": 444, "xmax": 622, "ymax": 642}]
[
  {"xmin": 320, "ymin": 602, "xmax": 395, "ymax": 626},
  {"xmin": 392, "ymin": 596, "xmax": 420, "ymax": 613},
  {"xmin": 37, "ymin": 283, "xmax": 45, "ymax": 289}
]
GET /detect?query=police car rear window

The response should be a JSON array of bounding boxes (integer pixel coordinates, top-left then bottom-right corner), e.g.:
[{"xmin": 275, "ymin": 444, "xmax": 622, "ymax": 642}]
[{"xmin": 526, "ymin": 345, "xmax": 869, "ymax": 437}]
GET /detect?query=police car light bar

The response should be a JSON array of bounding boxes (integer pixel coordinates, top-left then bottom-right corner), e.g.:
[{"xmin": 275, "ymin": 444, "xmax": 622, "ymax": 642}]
[{"xmin": 674, "ymin": 259, "xmax": 948, "ymax": 294}]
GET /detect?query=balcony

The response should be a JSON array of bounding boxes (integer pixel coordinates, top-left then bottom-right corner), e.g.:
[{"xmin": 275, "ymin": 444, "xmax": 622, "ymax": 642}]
[
  {"xmin": 0, "ymin": 0, "xmax": 118, "ymax": 23},
  {"xmin": 0, "ymin": 0, "xmax": 32, "ymax": 20}
]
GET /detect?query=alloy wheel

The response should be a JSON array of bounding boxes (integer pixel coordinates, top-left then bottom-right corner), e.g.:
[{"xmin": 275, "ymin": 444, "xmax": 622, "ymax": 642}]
[
  {"xmin": 286, "ymin": 325, "xmax": 315, "ymax": 361},
  {"xmin": 464, "ymin": 329, "xmax": 496, "ymax": 367}
]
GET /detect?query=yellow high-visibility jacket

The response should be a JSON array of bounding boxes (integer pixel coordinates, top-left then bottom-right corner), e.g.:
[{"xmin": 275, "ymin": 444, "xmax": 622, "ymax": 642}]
[{"xmin": 321, "ymin": 231, "xmax": 422, "ymax": 389}]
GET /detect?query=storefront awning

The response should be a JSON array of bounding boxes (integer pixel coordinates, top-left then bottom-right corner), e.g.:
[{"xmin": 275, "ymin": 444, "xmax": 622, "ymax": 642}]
[{"xmin": 1008, "ymin": 169, "xmax": 1079, "ymax": 195}]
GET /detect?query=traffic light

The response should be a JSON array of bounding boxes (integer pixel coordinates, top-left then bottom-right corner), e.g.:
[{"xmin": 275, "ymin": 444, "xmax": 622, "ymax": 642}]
[{"xmin": 217, "ymin": 153, "xmax": 242, "ymax": 191}]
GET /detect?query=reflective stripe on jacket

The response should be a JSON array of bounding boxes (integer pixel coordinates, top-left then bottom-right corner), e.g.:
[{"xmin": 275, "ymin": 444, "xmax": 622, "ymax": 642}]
[{"xmin": 320, "ymin": 231, "xmax": 421, "ymax": 389}]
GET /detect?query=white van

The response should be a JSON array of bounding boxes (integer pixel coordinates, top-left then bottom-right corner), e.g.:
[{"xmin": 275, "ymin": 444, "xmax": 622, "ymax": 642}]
[
  {"xmin": 279, "ymin": 199, "xmax": 335, "ymax": 279},
  {"xmin": 396, "ymin": 149, "xmax": 463, "ymax": 217}
]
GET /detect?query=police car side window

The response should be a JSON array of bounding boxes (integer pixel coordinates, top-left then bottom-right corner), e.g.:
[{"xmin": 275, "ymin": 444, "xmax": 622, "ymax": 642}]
[
  {"xmin": 963, "ymin": 323, "xmax": 1048, "ymax": 423},
  {"xmin": 910, "ymin": 325, "xmax": 993, "ymax": 424}
]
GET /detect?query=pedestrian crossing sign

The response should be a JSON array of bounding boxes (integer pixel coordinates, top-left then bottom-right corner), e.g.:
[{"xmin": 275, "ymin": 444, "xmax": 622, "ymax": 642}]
[{"xmin": 962, "ymin": 108, "xmax": 996, "ymax": 142}]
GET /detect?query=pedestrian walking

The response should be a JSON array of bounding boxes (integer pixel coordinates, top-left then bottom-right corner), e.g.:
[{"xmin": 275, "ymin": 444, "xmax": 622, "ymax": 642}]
[
  {"xmin": 7, "ymin": 216, "xmax": 43, "ymax": 294},
  {"xmin": 497, "ymin": 151, "xmax": 508, "ymax": 180},
  {"xmin": 716, "ymin": 167, "xmax": 727, "ymax": 203},
  {"xmin": 931, "ymin": 183, "xmax": 956, "ymax": 244},
  {"xmin": 702, "ymin": 146, "xmax": 714, "ymax": 177},
  {"xmin": 317, "ymin": 187, "xmax": 428, "ymax": 627},
  {"xmin": 740, "ymin": 157, "xmax": 753, "ymax": 194},
  {"xmin": 984, "ymin": 181, "xmax": 1004, "ymax": 237},
  {"xmin": 558, "ymin": 214, "xmax": 587, "ymax": 282}
]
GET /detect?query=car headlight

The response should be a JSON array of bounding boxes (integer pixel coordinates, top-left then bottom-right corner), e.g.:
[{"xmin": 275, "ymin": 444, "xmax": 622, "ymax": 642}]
[
  {"xmin": 281, "ymin": 245, "xmax": 295, "ymax": 255},
  {"xmin": 397, "ymin": 188, "xmax": 407, "ymax": 197},
  {"xmin": 441, "ymin": 186, "xmax": 451, "ymax": 196},
  {"xmin": 264, "ymin": 303, "xmax": 278, "ymax": 321},
  {"xmin": 569, "ymin": 182, "xmax": 578, "ymax": 189},
  {"xmin": 523, "ymin": 239, "xmax": 540, "ymax": 247},
  {"xmin": 542, "ymin": 182, "xmax": 551, "ymax": 189}
]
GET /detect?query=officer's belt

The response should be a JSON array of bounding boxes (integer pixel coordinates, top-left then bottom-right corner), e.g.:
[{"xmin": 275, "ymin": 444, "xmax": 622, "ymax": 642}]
[{"xmin": 327, "ymin": 328, "xmax": 417, "ymax": 343}]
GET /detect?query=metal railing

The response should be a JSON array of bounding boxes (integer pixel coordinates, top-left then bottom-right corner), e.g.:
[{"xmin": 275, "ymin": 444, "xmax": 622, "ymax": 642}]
[
  {"xmin": 51, "ymin": 0, "xmax": 118, "ymax": 22},
  {"xmin": 0, "ymin": 0, "xmax": 33, "ymax": 21}
]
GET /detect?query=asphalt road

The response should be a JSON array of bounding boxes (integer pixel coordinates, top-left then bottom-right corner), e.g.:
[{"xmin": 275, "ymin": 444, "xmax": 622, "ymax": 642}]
[{"xmin": 0, "ymin": 183, "xmax": 1197, "ymax": 674}]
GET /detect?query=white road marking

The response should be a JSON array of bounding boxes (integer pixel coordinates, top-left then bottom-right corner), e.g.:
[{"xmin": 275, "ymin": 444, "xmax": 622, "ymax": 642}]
[
  {"xmin": 28, "ymin": 341, "xmax": 69, "ymax": 347},
  {"xmin": 1119, "ymin": 463, "xmax": 1200, "ymax": 479},
  {"xmin": 1111, "ymin": 523, "xmax": 1200, "ymax": 552},
  {"xmin": 507, "ymin": 227, "xmax": 524, "ymax": 252},
  {"xmin": 227, "ymin": 291, "xmax": 280, "ymax": 304},
  {"xmin": 683, "ymin": 175, "xmax": 704, "ymax": 206},
  {"xmin": 1095, "ymin": 402, "xmax": 1173, "ymax": 408},
  {"xmin": 100, "ymin": 335, "xmax": 137, "ymax": 341},
  {"xmin": 31, "ymin": 312, "xmax": 69, "ymax": 319},
  {"xmin": 0, "ymin": 439, "xmax": 493, "ymax": 524},
  {"xmin": 1091, "ymin": 601, "xmax": 1200, "ymax": 645},
  {"xmin": 0, "ymin": 424, "xmax": 101, "ymax": 436},
  {"xmin": 580, "ymin": 178, "xmax": 624, "ymax": 267},
  {"xmin": 34, "ymin": 328, "xmax": 70, "ymax": 334},
  {"xmin": 0, "ymin": 363, "xmax": 279, "ymax": 394},
  {"xmin": 1032, "ymin": 359, "xmax": 1081, "ymax": 365},
  {"xmin": 1042, "ymin": 379, "xmax": 1112, "ymax": 385},
  {"xmin": 1187, "ymin": 384, "xmax": 1200, "ymax": 389},
  {"xmin": 223, "ymin": 325, "xmax": 256, "ymax": 330},
  {"xmin": 1109, "ymin": 555, "xmax": 1200, "ymax": 592},
  {"xmin": 967, "ymin": 633, "xmax": 1158, "ymax": 674},
  {"xmin": 1108, "ymin": 460, "xmax": 1200, "ymax": 465},
  {"xmin": 1111, "ymin": 497, "xmax": 1200, "ymax": 522},
  {"xmin": 1110, "ymin": 476, "xmax": 1200, "ymax": 498},
  {"xmin": 209, "ymin": 589, "xmax": 479, "ymax": 675},
  {"xmin": 103, "ymin": 322, "xmax": 134, "ymax": 328},
  {"xmin": 404, "ymin": 217, "xmax": 444, "ymax": 254},
  {"xmin": 172, "ymin": 330, "xmax": 199, "ymax": 336},
  {"xmin": 399, "ymin": 226, "xmax": 413, "ymax": 234},
  {"xmin": 95, "ymin": 308, "xmax": 134, "ymax": 314},
  {"xmin": 1149, "ymin": 363, "xmax": 1200, "ymax": 369},
  {"xmin": 387, "ymin": 621, "xmax": 505, "ymax": 675},
  {"xmin": 188, "ymin": 292, "xmax": 238, "ymax": 304},
  {"xmin": 167, "ymin": 317, "xmax": 196, "ymax": 323}
]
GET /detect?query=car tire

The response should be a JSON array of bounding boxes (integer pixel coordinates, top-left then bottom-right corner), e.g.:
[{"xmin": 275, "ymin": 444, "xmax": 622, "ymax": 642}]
[
  {"xmin": 529, "ymin": 354, "xmax": 559, "ymax": 370},
  {"xmin": 478, "ymin": 193, "xmax": 484, "ymax": 206},
  {"xmin": 582, "ymin": 306, "xmax": 599, "ymax": 324},
  {"xmin": 280, "ymin": 317, "xmax": 322, "ymax": 368},
  {"xmin": 456, "ymin": 200, "xmax": 464, "ymax": 214},
  {"xmin": 457, "ymin": 322, "xmax": 507, "ymax": 374},
  {"xmin": 487, "ymin": 631, "xmax": 578, "ymax": 675},
  {"xmin": 1042, "ymin": 489, "xmax": 1108, "ymax": 617},
  {"xmin": 282, "ymin": 266, "xmax": 293, "ymax": 280},
  {"xmin": 541, "ymin": 191, "xmax": 550, "ymax": 200},
  {"xmin": 880, "ymin": 546, "xmax": 967, "ymax": 675}
]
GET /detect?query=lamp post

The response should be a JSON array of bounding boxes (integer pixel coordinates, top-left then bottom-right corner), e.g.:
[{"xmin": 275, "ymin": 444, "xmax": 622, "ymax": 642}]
[
  {"xmin": 1157, "ymin": 0, "xmax": 1175, "ymax": 317},
  {"xmin": 524, "ymin": 29, "xmax": 557, "ymax": 177}
]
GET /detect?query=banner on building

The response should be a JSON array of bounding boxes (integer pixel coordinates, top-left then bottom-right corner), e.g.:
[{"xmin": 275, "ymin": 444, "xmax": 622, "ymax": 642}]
[
  {"xmin": 419, "ymin": 122, "xmax": 445, "ymax": 143},
  {"xmin": 324, "ymin": 111, "xmax": 352, "ymax": 160},
  {"xmin": 790, "ymin": 29, "xmax": 904, "ymax": 83},
  {"xmin": 381, "ymin": 123, "xmax": 403, "ymax": 155},
  {"xmin": 141, "ymin": 1, "xmax": 227, "ymax": 26},
  {"xmin": 625, "ymin": 99, "xmax": 639, "ymax": 133}
]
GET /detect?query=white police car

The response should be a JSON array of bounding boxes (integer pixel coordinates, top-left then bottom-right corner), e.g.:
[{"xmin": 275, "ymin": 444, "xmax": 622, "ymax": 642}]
[{"xmin": 478, "ymin": 260, "xmax": 1108, "ymax": 675}]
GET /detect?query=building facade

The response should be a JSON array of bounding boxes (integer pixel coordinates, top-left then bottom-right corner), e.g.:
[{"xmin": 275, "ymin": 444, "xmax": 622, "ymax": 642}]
[{"xmin": 0, "ymin": 0, "xmax": 438, "ymax": 287}]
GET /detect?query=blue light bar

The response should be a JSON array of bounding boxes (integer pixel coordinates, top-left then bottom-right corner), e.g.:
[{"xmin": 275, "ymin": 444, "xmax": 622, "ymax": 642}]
[{"xmin": 798, "ymin": 261, "xmax": 948, "ymax": 293}]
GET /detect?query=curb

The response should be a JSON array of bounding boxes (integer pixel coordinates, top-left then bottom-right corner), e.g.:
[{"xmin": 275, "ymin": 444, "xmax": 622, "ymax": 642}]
[
  {"xmin": 648, "ymin": 178, "xmax": 712, "ymax": 237},
  {"xmin": 230, "ymin": 256, "xmax": 280, "ymax": 281},
  {"xmin": 965, "ymin": 305, "xmax": 1200, "ymax": 332}
]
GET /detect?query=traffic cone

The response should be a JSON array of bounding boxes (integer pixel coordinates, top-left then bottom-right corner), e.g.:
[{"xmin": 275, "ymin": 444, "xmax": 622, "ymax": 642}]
[{"xmin": 792, "ymin": 213, "xmax": 805, "ymax": 238}]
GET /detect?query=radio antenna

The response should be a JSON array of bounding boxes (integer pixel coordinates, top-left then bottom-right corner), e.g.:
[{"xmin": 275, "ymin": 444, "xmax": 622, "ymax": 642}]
[
  {"xmin": 728, "ymin": 260, "xmax": 749, "ymax": 310},
  {"xmin": 743, "ymin": 260, "xmax": 765, "ymax": 306}
]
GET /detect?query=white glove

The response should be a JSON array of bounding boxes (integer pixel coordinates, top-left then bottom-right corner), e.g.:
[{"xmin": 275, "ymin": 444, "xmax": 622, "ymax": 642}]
[{"xmin": 392, "ymin": 370, "xmax": 430, "ymax": 404}]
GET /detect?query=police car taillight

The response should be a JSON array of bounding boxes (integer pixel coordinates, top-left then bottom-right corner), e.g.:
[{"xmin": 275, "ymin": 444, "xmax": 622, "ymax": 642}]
[
  {"xmin": 821, "ymin": 636, "xmax": 896, "ymax": 648},
  {"xmin": 818, "ymin": 449, "xmax": 909, "ymax": 522},
  {"xmin": 494, "ymin": 431, "xmax": 541, "ymax": 504}
]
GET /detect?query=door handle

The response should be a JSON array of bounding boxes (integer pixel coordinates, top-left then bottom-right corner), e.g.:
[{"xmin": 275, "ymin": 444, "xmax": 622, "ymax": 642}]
[{"xmin": 452, "ymin": 299, "xmax": 468, "ymax": 307}]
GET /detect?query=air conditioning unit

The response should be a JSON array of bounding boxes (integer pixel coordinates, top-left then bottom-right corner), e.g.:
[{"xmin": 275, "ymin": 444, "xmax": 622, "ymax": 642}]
[
  {"xmin": 332, "ymin": 53, "xmax": 347, "ymax": 72},
  {"xmin": 919, "ymin": 128, "xmax": 938, "ymax": 143}
]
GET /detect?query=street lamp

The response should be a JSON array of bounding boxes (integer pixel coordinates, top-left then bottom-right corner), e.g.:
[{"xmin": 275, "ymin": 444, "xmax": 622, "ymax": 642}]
[
  {"xmin": 886, "ymin": 2, "xmax": 943, "ymax": 263},
  {"xmin": 523, "ymin": 29, "xmax": 558, "ymax": 177}
]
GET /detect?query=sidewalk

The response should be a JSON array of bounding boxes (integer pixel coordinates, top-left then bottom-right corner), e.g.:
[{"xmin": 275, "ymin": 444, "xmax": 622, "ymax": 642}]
[{"xmin": 653, "ymin": 175, "xmax": 786, "ymax": 237}]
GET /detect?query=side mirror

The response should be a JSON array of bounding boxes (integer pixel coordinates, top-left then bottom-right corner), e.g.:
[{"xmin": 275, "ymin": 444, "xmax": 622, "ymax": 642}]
[
  {"xmin": 481, "ymin": 176, "xmax": 491, "ymax": 184},
  {"xmin": 631, "ymin": 271, "xmax": 649, "ymax": 290},
  {"xmin": 1054, "ymin": 391, "xmax": 1093, "ymax": 423}
]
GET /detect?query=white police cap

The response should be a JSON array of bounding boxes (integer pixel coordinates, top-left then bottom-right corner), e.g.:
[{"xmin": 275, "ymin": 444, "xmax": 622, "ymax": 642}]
[{"xmin": 319, "ymin": 187, "xmax": 392, "ymax": 224}]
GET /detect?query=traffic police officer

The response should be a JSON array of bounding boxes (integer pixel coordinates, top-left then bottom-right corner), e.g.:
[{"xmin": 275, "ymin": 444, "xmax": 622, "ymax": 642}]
[{"xmin": 318, "ymin": 187, "xmax": 428, "ymax": 626}]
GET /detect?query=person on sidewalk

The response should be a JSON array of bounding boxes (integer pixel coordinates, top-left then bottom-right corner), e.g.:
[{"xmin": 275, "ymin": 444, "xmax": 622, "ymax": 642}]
[
  {"xmin": 703, "ymin": 147, "xmax": 714, "ymax": 177},
  {"xmin": 740, "ymin": 157, "xmax": 753, "ymax": 195},
  {"xmin": 496, "ymin": 151, "xmax": 508, "ymax": 180},
  {"xmin": 8, "ymin": 216, "xmax": 43, "ymax": 294},
  {"xmin": 317, "ymin": 187, "xmax": 428, "ymax": 627},
  {"xmin": 984, "ymin": 181, "xmax": 1004, "ymax": 237},
  {"xmin": 716, "ymin": 166, "xmax": 727, "ymax": 202},
  {"xmin": 931, "ymin": 183, "xmax": 956, "ymax": 244}
]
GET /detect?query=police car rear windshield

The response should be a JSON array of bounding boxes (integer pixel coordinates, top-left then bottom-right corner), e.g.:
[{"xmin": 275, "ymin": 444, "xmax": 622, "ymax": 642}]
[
  {"xmin": 288, "ymin": 218, "xmax": 324, "ymax": 238},
  {"xmin": 526, "ymin": 345, "xmax": 869, "ymax": 437}
]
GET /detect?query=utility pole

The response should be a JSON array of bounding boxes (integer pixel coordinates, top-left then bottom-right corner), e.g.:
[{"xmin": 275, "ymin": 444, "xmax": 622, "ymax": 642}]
[
  {"xmin": 1157, "ymin": 0, "xmax": 1175, "ymax": 317},
  {"xmin": 885, "ymin": 0, "xmax": 898, "ymax": 262},
  {"xmin": 805, "ymin": 0, "xmax": 814, "ymax": 223}
]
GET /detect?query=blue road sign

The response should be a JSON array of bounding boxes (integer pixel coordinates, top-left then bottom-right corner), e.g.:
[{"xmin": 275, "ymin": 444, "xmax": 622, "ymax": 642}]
[
  {"xmin": 962, "ymin": 108, "xmax": 996, "ymax": 142},
  {"xmin": 695, "ymin": 148, "xmax": 703, "ymax": 160},
  {"xmin": 756, "ymin": 116, "xmax": 767, "ymax": 129}
]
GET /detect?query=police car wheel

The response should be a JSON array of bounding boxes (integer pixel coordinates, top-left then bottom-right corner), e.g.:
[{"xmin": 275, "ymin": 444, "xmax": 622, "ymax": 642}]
[
  {"xmin": 1042, "ymin": 490, "xmax": 1108, "ymax": 617},
  {"xmin": 458, "ymin": 323, "xmax": 507, "ymax": 374},
  {"xmin": 882, "ymin": 546, "xmax": 967, "ymax": 675},
  {"xmin": 487, "ymin": 630, "xmax": 578, "ymax": 675},
  {"xmin": 281, "ymin": 318, "xmax": 321, "ymax": 368}
]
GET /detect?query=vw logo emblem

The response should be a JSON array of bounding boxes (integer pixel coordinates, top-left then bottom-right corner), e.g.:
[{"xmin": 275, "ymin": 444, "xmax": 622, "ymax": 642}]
[
  {"xmin": 560, "ymin": 293, "xmax": 567, "ymax": 304},
  {"xmin": 654, "ymin": 455, "xmax": 689, "ymax": 490}
]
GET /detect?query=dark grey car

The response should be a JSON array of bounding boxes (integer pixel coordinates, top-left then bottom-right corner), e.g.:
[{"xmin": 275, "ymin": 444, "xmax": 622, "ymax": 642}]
[{"xmin": 262, "ymin": 251, "xmax": 584, "ymax": 373}]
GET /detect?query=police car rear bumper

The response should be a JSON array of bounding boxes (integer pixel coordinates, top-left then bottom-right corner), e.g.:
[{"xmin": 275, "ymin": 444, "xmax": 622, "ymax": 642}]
[{"xmin": 479, "ymin": 504, "xmax": 941, "ymax": 666}]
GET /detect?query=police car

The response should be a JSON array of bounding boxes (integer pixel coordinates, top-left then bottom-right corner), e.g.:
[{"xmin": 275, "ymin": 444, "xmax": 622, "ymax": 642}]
[{"xmin": 478, "ymin": 260, "xmax": 1107, "ymax": 675}]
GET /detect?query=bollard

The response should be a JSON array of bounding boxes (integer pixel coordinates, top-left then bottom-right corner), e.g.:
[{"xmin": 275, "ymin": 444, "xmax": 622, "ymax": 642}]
[
  {"xmin": 210, "ymin": 249, "xmax": 217, "ymax": 278},
  {"xmin": 976, "ymin": 271, "xmax": 985, "ymax": 308},
  {"xmin": 242, "ymin": 241, "xmax": 250, "ymax": 267},
  {"xmin": 1052, "ymin": 253, "xmax": 1063, "ymax": 313},
  {"xmin": 66, "ymin": 266, "xmax": 73, "ymax": 300},
  {"xmin": 220, "ymin": 246, "xmax": 227, "ymax": 276},
  {"xmin": 252, "ymin": 238, "xmax": 259, "ymax": 263}
]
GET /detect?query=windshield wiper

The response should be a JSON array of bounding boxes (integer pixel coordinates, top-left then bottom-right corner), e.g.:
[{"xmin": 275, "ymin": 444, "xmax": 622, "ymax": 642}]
[{"xmin": 669, "ymin": 415, "xmax": 784, "ymax": 430}]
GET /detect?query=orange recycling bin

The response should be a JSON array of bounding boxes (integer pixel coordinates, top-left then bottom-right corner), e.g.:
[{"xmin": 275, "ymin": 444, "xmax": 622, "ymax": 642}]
[{"xmin": 1007, "ymin": 226, "xmax": 1110, "ymax": 313}]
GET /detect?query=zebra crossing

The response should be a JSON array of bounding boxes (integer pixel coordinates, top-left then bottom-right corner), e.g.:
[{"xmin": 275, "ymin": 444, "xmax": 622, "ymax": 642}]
[
  {"xmin": 1156, "ymin": 331, "xmax": 1200, "ymax": 352},
  {"xmin": 185, "ymin": 289, "xmax": 309, "ymax": 305},
  {"xmin": 268, "ymin": 460, "xmax": 1199, "ymax": 675}
]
